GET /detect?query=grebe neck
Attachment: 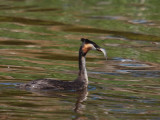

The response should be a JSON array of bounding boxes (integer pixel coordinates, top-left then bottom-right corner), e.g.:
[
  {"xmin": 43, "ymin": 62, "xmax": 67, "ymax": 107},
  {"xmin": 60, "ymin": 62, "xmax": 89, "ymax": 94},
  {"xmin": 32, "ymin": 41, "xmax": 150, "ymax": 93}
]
[{"xmin": 77, "ymin": 46, "xmax": 88, "ymax": 84}]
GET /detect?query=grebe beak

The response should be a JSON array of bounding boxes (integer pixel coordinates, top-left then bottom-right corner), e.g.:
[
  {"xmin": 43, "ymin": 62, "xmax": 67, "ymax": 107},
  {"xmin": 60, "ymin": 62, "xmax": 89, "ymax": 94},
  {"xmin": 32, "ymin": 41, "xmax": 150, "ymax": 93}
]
[{"xmin": 97, "ymin": 48, "xmax": 107, "ymax": 60}]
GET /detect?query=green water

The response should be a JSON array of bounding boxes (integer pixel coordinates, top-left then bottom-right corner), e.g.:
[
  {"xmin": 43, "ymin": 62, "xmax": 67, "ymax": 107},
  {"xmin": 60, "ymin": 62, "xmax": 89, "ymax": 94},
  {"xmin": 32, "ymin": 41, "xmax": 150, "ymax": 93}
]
[{"xmin": 0, "ymin": 0, "xmax": 160, "ymax": 120}]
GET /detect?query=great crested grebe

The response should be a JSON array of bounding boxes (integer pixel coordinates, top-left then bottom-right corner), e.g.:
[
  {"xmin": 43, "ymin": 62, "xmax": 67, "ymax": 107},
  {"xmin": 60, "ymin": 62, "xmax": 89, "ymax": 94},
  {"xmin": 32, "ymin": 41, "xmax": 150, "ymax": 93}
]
[{"xmin": 19, "ymin": 38, "xmax": 107, "ymax": 91}]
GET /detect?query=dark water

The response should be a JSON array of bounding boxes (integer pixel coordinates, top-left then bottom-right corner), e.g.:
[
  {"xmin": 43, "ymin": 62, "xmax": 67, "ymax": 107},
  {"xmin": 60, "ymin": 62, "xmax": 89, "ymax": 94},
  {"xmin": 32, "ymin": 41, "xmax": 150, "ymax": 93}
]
[{"xmin": 0, "ymin": 0, "xmax": 160, "ymax": 120}]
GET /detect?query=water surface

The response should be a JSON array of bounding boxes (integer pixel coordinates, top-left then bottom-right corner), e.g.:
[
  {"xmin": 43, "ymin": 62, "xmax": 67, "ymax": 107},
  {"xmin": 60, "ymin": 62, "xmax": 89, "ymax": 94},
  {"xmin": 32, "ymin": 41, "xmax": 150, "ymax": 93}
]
[{"xmin": 0, "ymin": 0, "xmax": 160, "ymax": 120}]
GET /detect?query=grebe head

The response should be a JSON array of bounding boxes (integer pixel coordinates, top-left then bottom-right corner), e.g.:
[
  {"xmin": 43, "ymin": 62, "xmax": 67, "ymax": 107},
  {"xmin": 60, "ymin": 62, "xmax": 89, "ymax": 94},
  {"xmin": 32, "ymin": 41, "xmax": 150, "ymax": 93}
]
[{"xmin": 81, "ymin": 38, "xmax": 107, "ymax": 59}]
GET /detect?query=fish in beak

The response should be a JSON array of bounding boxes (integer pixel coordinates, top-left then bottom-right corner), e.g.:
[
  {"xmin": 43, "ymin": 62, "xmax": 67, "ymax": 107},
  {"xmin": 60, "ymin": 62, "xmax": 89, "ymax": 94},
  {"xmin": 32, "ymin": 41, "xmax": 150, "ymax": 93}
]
[{"xmin": 97, "ymin": 47, "xmax": 107, "ymax": 60}]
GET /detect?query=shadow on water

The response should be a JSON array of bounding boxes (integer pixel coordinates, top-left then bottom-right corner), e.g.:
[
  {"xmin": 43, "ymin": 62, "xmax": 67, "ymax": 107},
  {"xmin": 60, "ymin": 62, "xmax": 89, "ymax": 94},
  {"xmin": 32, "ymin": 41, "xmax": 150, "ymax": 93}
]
[
  {"xmin": 0, "ymin": 5, "xmax": 36, "ymax": 10},
  {"xmin": 0, "ymin": 16, "xmax": 67, "ymax": 26},
  {"xmin": 60, "ymin": 26, "xmax": 160, "ymax": 42},
  {"xmin": 87, "ymin": 15, "xmax": 160, "ymax": 27},
  {"xmin": 0, "ymin": 4, "xmax": 59, "ymax": 12},
  {"xmin": 0, "ymin": 40, "xmax": 37, "ymax": 45},
  {"xmin": 0, "ymin": 15, "xmax": 159, "ymax": 42},
  {"xmin": 94, "ymin": 57, "xmax": 160, "ymax": 78},
  {"xmin": 25, "ymin": 8, "xmax": 60, "ymax": 12}
]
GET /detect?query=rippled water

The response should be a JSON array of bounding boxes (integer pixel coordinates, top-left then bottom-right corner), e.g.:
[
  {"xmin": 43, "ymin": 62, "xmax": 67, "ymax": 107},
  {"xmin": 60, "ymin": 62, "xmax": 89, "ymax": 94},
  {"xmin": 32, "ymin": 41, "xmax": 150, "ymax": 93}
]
[{"xmin": 0, "ymin": 0, "xmax": 160, "ymax": 120}]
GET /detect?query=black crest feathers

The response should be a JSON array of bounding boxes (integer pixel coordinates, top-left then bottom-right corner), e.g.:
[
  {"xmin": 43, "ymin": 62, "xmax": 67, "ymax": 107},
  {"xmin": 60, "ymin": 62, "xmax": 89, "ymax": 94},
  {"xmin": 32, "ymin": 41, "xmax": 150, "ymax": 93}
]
[
  {"xmin": 81, "ymin": 38, "xmax": 92, "ymax": 44},
  {"xmin": 80, "ymin": 38, "xmax": 99, "ymax": 48}
]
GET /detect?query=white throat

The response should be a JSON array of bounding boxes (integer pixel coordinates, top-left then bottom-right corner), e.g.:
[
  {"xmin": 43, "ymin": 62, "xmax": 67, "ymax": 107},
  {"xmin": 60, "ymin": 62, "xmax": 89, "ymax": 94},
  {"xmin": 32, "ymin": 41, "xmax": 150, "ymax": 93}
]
[{"xmin": 81, "ymin": 56, "xmax": 88, "ymax": 84}]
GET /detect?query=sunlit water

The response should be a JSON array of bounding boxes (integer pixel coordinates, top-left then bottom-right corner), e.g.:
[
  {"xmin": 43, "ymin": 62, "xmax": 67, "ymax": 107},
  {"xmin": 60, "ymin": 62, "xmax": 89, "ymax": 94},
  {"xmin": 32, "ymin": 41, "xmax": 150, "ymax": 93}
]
[{"xmin": 0, "ymin": 0, "xmax": 160, "ymax": 120}]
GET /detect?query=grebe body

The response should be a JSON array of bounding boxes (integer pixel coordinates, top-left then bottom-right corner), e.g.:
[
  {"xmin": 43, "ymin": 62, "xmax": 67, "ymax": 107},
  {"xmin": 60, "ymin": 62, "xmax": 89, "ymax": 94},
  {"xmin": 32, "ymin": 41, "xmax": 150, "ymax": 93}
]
[{"xmin": 19, "ymin": 38, "xmax": 107, "ymax": 91}]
